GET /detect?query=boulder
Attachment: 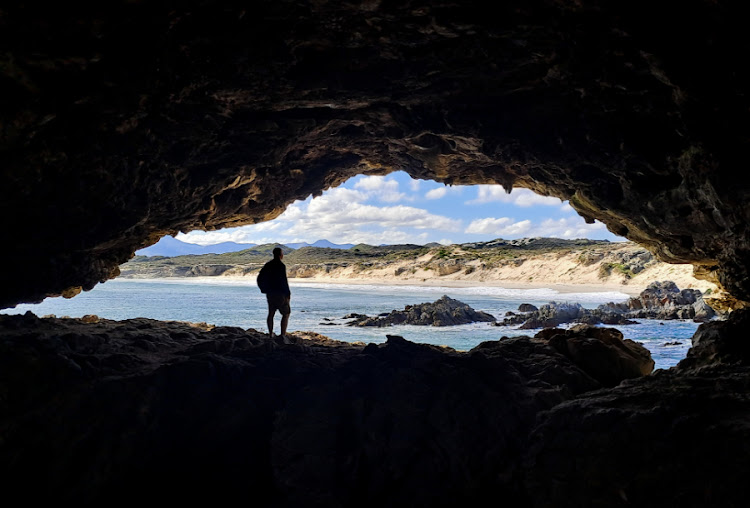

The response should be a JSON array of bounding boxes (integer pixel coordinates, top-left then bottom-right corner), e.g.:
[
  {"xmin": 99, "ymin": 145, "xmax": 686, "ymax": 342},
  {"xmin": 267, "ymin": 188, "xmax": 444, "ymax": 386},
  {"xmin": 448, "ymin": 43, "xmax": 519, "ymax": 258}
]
[
  {"xmin": 536, "ymin": 325, "xmax": 655, "ymax": 386},
  {"xmin": 599, "ymin": 281, "xmax": 716, "ymax": 322},
  {"xmin": 678, "ymin": 308, "xmax": 750, "ymax": 368},
  {"xmin": 517, "ymin": 302, "xmax": 587, "ymax": 329},
  {"xmin": 436, "ymin": 260, "xmax": 464, "ymax": 276},
  {"xmin": 497, "ymin": 282, "xmax": 716, "ymax": 329},
  {"xmin": 523, "ymin": 364, "xmax": 750, "ymax": 508},
  {"xmin": 347, "ymin": 295, "xmax": 496, "ymax": 327}
]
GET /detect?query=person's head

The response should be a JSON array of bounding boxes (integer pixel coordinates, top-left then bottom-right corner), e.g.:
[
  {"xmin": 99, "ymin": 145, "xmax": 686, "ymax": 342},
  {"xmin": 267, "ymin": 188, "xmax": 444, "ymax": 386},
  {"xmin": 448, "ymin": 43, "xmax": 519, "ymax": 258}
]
[{"xmin": 273, "ymin": 247, "xmax": 283, "ymax": 259}]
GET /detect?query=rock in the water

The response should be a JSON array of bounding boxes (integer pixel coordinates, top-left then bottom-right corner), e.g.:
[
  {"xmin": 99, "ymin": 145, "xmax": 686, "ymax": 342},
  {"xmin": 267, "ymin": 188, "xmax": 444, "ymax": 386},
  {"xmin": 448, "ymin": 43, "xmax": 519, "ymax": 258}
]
[
  {"xmin": 497, "ymin": 282, "xmax": 716, "ymax": 329},
  {"xmin": 518, "ymin": 302, "xmax": 587, "ymax": 329},
  {"xmin": 598, "ymin": 281, "xmax": 716, "ymax": 322},
  {"xmin": 347, "ymin": 295, "xmax": 496, "ymax": 327}
]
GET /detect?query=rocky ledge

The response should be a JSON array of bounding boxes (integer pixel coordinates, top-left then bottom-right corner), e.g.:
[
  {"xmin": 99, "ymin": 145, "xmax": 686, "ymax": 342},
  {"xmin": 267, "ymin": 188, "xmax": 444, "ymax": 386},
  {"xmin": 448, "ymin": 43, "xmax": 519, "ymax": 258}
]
[
  {"xmin": 0, "ymin": 311, "xmax": 666, "ymax": 506},
  {"xmin": 3, "ymin": 310, "xmax": 750, "ymax": 506},
  {"xmin": 345, "ymin": 295, "xmax": 497, "ymax": 327},
  {"xmin": 499, "ymin": 281, "xmax": 716, "ymax": 329}
]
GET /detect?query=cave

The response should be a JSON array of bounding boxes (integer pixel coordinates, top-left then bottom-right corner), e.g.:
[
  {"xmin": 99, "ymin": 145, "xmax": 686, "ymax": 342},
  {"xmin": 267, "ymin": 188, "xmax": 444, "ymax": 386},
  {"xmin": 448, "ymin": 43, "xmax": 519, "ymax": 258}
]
[{"xmin": 2, "ymin": 1, "xmax": 750, "ymax": 506}]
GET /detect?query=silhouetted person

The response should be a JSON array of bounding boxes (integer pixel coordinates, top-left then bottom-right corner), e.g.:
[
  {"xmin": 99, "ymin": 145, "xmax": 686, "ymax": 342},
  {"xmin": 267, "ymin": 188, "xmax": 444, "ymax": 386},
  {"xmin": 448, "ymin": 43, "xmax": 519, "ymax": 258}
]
[{"xmin": 257, "ymin": 247, "xmax": 291, "ymax": 339}]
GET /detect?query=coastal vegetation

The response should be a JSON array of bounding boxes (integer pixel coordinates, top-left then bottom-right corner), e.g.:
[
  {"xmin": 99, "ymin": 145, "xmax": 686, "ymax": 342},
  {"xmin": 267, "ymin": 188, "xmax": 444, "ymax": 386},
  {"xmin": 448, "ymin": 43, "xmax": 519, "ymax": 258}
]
[{"xmin": 119, "ymin": 237, "xmax": 719, "ymax": 299}]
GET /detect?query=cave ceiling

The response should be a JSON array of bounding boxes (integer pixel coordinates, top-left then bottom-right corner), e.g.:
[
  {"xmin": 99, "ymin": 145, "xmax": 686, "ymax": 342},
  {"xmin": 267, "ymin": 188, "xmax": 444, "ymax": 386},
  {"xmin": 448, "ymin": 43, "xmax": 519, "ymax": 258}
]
[{"xmin": 1, "ymin": 0, "xmax": 749, "ymax": 308}]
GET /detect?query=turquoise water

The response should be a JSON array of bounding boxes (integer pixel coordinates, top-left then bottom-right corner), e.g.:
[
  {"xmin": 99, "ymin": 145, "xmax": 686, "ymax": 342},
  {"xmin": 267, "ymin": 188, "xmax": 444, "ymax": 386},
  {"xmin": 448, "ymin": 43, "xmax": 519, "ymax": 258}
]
[{"xmin": 1, "ymin": 278, "xmax": 699, "ymax": 370}]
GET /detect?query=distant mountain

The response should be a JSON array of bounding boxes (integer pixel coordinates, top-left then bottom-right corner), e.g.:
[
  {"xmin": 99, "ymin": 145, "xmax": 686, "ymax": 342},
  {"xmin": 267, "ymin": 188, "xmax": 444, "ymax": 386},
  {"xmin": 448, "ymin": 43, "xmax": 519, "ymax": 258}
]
[
  {"xmin": 285, "ymin": 239, "xmax": 355, "ymax": 250},
  {"xmin": 135, "ymin": 236, "xmax": 256, "ymax": 257}
]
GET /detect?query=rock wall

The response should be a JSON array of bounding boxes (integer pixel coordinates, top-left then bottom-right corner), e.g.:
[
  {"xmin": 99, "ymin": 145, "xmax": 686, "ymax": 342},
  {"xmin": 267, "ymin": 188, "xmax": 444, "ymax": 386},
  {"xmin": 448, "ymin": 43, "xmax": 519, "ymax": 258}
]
[
  {"xmin": 2, "ymin": 1, "xmax": 750, "ymax": 308},
  {"xmin": 0, "ymin": 313, "xmax": 634, "ymax": 506},
  {"xmin": 4, "ymin": 3, "xmax": 750, "ymax": 505},
  {"xmin": 3, "ymin": 312, "xmax": 750, "ymax": 507}
]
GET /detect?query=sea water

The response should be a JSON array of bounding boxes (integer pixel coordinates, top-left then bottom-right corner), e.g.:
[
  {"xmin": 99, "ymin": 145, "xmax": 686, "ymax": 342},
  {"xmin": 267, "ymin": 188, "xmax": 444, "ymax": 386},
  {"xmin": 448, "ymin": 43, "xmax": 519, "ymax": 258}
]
[{"xmin": 0, "ymin": 278, "xmax": 699, "ymax": 370}]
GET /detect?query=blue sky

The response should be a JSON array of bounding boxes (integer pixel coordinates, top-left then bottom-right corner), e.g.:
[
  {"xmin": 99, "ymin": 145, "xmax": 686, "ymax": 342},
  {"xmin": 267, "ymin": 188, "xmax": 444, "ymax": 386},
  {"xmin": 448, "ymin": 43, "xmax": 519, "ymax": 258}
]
[{"xmin": 178, "ymin": 171, "xmax": 625, "ymax": 246}]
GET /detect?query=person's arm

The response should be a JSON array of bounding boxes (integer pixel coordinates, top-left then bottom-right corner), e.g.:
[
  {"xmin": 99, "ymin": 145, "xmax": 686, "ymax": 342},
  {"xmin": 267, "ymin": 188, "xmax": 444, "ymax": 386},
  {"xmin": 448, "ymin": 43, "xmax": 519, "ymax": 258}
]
[{"xmin": 283, "ymin": 273, "xmax": 291, "ymax": 297}]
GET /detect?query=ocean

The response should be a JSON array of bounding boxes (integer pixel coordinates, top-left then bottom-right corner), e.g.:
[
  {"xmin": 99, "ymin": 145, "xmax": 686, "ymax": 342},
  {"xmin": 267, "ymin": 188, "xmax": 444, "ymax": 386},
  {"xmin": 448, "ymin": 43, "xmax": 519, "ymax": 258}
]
[{"xmin": 0, "ymin": 278, "xmax": 699, "ymax": 370}]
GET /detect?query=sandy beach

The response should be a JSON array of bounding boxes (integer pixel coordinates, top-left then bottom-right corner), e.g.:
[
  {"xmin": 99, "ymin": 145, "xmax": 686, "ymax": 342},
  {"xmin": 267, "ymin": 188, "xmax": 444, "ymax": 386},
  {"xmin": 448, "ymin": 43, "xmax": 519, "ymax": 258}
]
[
  {"xmin": 279, "ymin": 250, "xmax": 719, "ymax": 298},
  {"xmin": 286, "ymin": 275, "xmax": 646, "ymax": 296},
  {"xmin": 122, "ymin": 240, "xmax": 721, "ymax": 300}
]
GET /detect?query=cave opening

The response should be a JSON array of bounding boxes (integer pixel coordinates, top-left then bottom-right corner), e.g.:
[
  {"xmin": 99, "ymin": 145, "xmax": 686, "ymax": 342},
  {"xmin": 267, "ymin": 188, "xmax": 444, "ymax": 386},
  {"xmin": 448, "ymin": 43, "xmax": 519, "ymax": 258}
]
[
  {"xmin": 1, "ymin": 172, "xmax": 714, "ymax": 371},
  {"xmin": 3, "ymin": 2, "xmax": 750, "ymax": 504},
  {"xmin": 148, "ymin": 170, "xmax": 623, "ymax": 249}
]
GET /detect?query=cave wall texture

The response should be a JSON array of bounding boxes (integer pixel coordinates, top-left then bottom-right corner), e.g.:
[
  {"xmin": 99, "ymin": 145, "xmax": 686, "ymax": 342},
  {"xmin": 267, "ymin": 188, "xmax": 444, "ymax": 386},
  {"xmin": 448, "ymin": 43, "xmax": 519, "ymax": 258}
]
[
  {"xmin": 1, "ymin": 0, "xmax": 749, "ymax": 309},
  {"xmin": 5, "ymin": 2, "xmax": 750, "ymax": 506}
]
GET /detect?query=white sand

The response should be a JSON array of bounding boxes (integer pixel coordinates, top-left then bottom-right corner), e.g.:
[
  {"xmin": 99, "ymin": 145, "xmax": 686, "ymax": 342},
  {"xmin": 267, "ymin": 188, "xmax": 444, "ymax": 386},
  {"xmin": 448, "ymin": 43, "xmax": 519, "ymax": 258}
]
[
  {"xmin": 215, "ymin": 254, "xmax": 719, "ymax": 298},
  {"xmin": 287, "ymin": 275, "xmax": 643, "ymax": 296},
  {"xmin": 281, "ymin": 250, "xmax": 718, "ymax": 297}
]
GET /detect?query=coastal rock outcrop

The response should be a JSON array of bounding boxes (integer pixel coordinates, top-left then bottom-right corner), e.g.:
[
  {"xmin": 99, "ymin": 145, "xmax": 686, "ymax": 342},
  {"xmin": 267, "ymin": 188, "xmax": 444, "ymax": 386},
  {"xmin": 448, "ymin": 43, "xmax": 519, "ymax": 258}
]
[
  {"xmin": 346, "ymin": 295, "xmax": 496, "ymax": 327},
  {"xmin": 518, "ymin": 303, "xmax": 539, "ymax": 313},
  {"xmin": 498, "ymin": 281, "xmax": 715, "ymax": 329},
  {"xmin": 517, "ymin": 302, "xmax": 588, "ymax": 329},
  {"xmin": 599, "ymin": 280, "xmax": 716, "ymax": 321}
]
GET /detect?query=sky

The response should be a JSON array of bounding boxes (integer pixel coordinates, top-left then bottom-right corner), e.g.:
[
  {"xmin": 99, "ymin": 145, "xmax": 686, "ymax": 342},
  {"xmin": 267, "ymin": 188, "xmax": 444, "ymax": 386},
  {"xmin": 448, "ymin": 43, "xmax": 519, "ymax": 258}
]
[{"xmin": 177, "ymin": 171, "xmax": 625, "ymax": 246}]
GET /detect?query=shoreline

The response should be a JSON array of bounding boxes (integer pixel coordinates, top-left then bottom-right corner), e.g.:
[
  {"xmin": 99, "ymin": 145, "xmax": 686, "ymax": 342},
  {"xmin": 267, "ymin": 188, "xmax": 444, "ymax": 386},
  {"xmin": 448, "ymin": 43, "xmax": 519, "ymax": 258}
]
[
  {"xmin": 287, "ymin": 276, "xmax": 645, "ymax": 296},
  {"xmin": 118, "ymin": 274, "xmax": 647, "ymax": 297},
  {"xmin": 120, "ymin": 241, "xmax": 720, "ymax": 300}
]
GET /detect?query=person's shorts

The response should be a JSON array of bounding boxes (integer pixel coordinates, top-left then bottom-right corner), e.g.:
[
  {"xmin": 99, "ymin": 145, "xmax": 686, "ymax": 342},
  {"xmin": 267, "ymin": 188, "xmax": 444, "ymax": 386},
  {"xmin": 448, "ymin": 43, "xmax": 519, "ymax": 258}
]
[{"xmin": 266, "ymin": 293, "xmax": 291, "ymax": 315}]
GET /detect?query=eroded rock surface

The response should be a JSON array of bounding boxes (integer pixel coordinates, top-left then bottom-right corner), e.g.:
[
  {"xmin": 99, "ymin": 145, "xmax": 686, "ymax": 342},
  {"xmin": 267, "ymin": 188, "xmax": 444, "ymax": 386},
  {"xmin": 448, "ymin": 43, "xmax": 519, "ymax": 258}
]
[
  {"xmin": 535, "ymin": 325, "xmax": 655, "ymax": 386},
  {"xmin": 3, "ymin": 2, "xmax": 750, "ymax": 506},
  {"xmin": 678, "ymin": 307, "xmax": 750, "ymax": 369},
  {"xmin": 523, "ymin": 364, "xmax": 750, "ymax": 507},
  {"xmin": 3, "ymin": 312, "xmax": 748, "ymax": 507},
  {"xmin": 0, "ymin": 313, "xmax": 600, "ymax": 506},
  {"xmin": 2, "ymin": 1, "xmax": 750, "ymax": 307}
]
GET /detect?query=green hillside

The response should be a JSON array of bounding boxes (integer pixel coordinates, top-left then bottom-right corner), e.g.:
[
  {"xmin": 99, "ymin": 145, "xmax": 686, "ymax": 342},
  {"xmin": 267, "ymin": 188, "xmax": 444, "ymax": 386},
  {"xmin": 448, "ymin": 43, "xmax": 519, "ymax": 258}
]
[{"xmin": 120, "ymin": 238, "xmax": 617, "ymax": 278}]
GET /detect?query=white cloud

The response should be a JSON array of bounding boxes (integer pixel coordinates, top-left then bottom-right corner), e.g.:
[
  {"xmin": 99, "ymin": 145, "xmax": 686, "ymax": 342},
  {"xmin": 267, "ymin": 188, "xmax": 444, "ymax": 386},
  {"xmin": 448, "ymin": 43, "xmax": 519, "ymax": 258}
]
[
  {"xmin": 176, "ymin": 174, "xmax": 621, "ymax": 248},
  {"xmin": 293, "ymin": 201, "xmax": 462, "ymax": 231},
  {"xmin": 466, "ymin": 186, "xmax": 562, "ymax": 207},
  {"xmin": 560, "ymin": 203, "xmax": 575, "ymax": 213},
  {"xmin": 345, "ymin": 230, "xmax": 430, "ymax": 245},
  {"xmin": 466, "ymin": 217, "xmax": 532, "ymax": 236},
  {"xmin": 463, "ymin": 215, "xmax": 612, "ymax": 240},
  {"xmin": 305, "ymin": 187, "xmax": 366, "ymax": 209},
  {"xmin": 177, "ymin": 228, "xmax": 265, "ymax": 245},
  {"xmin": 532, "ymin": 217, "xmax": 607, "ymax": 239},
  {"xmin": 513, "ymin": 191, "xmax": 562, "ymax": 207},
  {"xmin": 182, "ymin": 189, "xmax": 464, "ymax": 246},
  {"xmin": 353, "ymin": 175, "xmax": 405, "ymax": 202},
  {"xmin": 425, "ymin": 187, "xmax": 447, "ymax": 200}
]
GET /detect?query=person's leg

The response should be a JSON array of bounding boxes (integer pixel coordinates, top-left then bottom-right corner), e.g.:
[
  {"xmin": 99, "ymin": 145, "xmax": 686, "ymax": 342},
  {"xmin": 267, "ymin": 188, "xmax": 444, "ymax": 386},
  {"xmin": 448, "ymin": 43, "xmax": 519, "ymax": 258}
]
[
  {"xmin": 280, "ymin": 312, "xmax": 289, "ymax": 337},
  {"xmin": 266, "ymin": 298, "xmax": 276, "ymax": 336},
  {"xmin": 279, "ymin": 296, "xmax": 291, "ymax": 338}
]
